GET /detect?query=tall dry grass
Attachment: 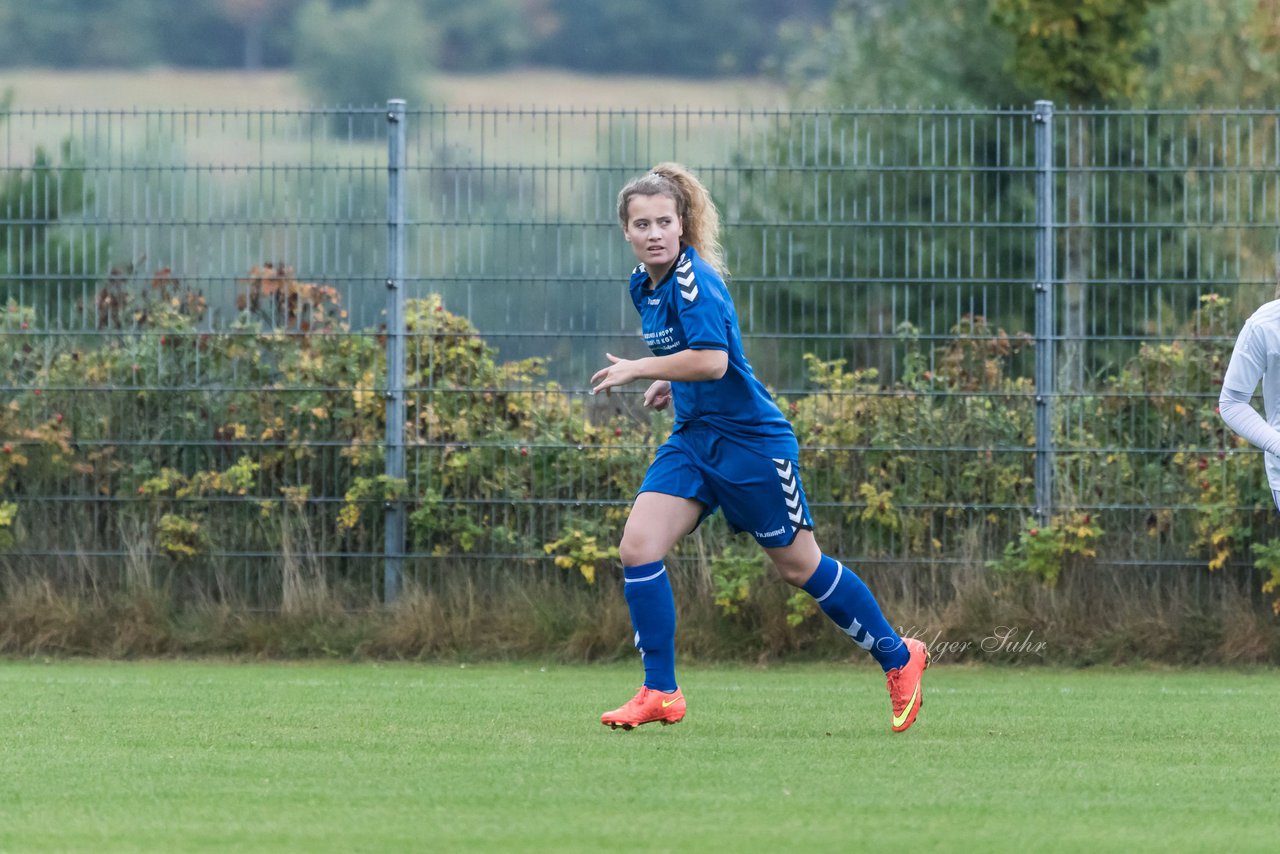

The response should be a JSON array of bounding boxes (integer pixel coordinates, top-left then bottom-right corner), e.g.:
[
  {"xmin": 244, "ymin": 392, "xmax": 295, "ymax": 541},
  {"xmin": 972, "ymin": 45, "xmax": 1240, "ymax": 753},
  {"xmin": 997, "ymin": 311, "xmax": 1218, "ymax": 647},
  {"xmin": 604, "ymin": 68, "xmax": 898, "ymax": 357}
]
[
  {"xmin": 279, "ymin": 491, "xmax": 331, "ymax": 618},
  {"xmin": 1, "ymin": 551, "xmax": 1276, "ymax": 664}
]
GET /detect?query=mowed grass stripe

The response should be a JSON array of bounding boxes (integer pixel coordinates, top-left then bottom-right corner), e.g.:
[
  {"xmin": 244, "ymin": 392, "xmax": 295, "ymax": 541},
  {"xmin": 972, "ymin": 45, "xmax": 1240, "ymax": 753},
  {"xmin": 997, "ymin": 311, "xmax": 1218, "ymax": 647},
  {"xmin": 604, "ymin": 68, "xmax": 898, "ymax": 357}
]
[{"xmin": 1, "ymin": 661, "xmax": 1277, "ymax": 852}]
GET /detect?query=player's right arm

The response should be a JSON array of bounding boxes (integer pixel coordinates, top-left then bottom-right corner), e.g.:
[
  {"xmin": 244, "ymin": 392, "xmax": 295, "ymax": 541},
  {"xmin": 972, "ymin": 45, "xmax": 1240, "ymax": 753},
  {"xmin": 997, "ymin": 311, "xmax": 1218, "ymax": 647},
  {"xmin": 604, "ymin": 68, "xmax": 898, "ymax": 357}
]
[
  {"xmin": 590, "ymin": 348, "xmax": 727, "ymax": 395},
  {"xmin": 1219, "ymin": 321, "xmax": 1280, "ymax": 455},
  {"xmin": 1219, "ymin": 388, "xmax": 1280, "ymax": 456}
]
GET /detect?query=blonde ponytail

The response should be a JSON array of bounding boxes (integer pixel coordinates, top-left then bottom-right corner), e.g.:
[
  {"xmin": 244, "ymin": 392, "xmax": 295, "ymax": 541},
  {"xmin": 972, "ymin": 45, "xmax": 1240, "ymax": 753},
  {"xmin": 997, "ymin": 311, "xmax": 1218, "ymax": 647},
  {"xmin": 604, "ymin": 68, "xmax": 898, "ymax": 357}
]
[{"xmin": 617, "ymin": 162, "xmax": 727, "ymax": 277}]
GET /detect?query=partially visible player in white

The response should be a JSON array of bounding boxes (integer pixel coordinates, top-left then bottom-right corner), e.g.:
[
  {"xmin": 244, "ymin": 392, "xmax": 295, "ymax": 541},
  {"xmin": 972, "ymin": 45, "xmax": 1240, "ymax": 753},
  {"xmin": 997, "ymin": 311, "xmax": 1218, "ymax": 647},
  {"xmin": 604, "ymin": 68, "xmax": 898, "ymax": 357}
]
[{"xmin": 1219, "ymin": 299, "xmax": 1280, "ymax": 509}]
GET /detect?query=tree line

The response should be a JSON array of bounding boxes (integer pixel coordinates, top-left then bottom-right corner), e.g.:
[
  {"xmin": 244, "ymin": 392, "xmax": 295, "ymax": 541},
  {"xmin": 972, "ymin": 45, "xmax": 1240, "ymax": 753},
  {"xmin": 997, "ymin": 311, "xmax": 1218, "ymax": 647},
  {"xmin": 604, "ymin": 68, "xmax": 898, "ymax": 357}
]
[
  {"xmin": 0, "ymin": 1, "xmax": 1275, "ymax": 103},
  {"xmin": 0, "ymin": 0, "xmax": 836, "ymax": 77}
]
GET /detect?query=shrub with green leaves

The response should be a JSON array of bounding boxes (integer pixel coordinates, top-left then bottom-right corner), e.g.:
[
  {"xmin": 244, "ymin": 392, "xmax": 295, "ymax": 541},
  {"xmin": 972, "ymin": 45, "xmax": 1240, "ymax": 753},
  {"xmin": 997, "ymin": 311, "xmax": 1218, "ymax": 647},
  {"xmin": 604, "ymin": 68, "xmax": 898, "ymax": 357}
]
[{"xmin": 4, "ymin": 270, "xmax": 1280, "ymax": 616}]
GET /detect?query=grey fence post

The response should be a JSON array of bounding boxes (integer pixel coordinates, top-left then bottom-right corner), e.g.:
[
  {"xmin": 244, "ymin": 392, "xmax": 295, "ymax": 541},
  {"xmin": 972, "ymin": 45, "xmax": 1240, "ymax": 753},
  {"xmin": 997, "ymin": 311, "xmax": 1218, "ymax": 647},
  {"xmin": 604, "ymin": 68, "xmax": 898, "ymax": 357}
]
[
  {"xmin": 384, "ymin": 99, "xmax": 408, "ymax": 603},
  {"xmin": 1032, "ymin": 100, "xmax": 1056, "ymax": 526}
]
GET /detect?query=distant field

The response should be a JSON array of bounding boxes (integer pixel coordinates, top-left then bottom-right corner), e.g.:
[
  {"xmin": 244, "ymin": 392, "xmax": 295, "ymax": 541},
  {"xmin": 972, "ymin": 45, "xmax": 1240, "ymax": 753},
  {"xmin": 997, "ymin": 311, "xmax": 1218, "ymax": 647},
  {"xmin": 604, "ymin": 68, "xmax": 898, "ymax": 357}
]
[
  {"xmin": 2, "ymin": 660, "xmax": 1278, "ymax": 852},
  {"xmin": 0, "ymin": 67, "xmax": 791, "ymax": 111},
  {"xmin": 0, "ymin": 67, "xmax": 792, "ymax": 174}
]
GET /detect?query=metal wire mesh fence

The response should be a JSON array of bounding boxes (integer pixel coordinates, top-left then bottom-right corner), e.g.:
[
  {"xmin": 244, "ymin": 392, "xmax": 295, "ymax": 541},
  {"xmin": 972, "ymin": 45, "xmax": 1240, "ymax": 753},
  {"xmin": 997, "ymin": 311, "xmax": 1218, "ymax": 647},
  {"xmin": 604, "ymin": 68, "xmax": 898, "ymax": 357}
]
[{"xmin": 2, "ymin": 104, "xmax": 1278, "ymax": 604}]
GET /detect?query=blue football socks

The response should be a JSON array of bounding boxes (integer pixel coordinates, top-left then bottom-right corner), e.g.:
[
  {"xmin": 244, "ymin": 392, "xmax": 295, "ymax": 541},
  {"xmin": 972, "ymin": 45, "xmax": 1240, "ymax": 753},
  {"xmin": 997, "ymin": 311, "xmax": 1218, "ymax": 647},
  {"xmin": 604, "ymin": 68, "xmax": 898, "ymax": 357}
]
[
  {"xmin": 802, "ymin": 553, "xmax": 908, "ymax": 671},
  {"xmin": 623, "ymin": 560, "xmax": 678, "ymax": 691}
]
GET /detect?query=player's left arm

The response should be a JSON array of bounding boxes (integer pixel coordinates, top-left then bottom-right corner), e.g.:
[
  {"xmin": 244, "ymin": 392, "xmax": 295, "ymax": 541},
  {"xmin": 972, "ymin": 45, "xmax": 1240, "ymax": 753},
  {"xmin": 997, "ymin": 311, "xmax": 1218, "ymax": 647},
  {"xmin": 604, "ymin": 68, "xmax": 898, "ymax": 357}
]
[{"xmin": 590, "ymin": 348, "xmax": 727, "ymax": 395}]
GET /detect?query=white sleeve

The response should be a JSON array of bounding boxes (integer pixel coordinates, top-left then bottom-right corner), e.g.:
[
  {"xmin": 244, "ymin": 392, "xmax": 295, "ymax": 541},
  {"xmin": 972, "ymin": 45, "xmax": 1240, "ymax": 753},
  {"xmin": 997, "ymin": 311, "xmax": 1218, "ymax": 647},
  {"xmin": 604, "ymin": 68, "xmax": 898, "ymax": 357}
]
[
  {"xmin": 1219, "ymin": 386, "xmax": 1280, "ymax": 456},
  {"xmin": 1222, "ymin": 321, "xmax": 1266, "ymax": 394}
]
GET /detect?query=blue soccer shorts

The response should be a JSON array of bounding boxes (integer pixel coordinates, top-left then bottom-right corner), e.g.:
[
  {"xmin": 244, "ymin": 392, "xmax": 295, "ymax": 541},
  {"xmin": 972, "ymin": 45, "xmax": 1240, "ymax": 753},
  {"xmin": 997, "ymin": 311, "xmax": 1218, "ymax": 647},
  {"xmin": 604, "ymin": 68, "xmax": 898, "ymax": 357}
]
[{"xmin": 637, "ymin": 424, "xmax": 814, "ymax": 548}]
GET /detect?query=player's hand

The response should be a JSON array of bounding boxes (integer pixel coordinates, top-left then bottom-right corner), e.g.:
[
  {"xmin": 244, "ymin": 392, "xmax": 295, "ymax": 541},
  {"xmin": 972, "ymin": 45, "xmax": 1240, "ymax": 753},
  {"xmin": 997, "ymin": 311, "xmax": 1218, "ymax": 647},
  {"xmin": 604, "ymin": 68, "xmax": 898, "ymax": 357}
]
[
  {"xmin": 590, "ymin": 353, "xmax": 637, "ymax": 395},
  {"xmin": 643, "ymin": 380, "xmax": 672, "ymax": 410}
]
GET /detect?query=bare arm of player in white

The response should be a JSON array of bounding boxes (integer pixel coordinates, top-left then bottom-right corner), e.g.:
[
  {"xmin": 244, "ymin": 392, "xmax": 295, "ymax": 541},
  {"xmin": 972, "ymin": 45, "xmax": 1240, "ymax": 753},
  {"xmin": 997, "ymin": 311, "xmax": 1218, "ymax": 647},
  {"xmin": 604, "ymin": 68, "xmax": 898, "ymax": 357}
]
[
  {"xmin": 1219, "ymin": 386, "xmax": 1280, "ymax": 456},
  {"xmin": 590, "ymin": 348, "xmax": 727, "ymax": 396}
]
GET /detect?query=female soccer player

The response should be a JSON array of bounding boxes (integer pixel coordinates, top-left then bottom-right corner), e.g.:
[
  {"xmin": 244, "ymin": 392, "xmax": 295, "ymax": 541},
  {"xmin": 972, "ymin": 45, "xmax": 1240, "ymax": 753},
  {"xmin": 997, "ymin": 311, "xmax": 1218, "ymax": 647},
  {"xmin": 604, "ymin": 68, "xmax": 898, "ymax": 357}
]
[
  {"xmin": 1220, "ymin": 298, "xmax": 1280, "ymax": 509},
  {"xmin": 590, "ymin": 163, "xmax": 928, "ymax": 733}
]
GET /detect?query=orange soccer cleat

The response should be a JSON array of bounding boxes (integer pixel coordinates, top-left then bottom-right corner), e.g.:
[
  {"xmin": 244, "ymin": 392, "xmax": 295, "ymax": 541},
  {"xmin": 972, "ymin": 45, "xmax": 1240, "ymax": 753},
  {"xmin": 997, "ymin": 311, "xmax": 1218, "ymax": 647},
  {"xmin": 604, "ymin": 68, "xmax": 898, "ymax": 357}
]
[
  {"xmin": 885, "ymin": 637, "xmax": 930, "ymax": 733},
  {"xmin": 600, "ymin": 686, "xmax": 686, "ymax": 730}
]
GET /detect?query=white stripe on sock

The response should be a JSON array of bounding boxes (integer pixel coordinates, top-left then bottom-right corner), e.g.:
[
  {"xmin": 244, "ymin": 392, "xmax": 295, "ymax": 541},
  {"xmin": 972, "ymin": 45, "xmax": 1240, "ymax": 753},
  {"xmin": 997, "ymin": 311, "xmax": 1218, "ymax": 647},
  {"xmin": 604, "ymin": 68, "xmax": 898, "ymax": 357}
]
[
  {"xmin": 624, "ymin": 565, "xmax": 666, "ymax": 584},
  {"xmin": 814, "ymin": 562, "xmax": 842, "ymax": 603}
]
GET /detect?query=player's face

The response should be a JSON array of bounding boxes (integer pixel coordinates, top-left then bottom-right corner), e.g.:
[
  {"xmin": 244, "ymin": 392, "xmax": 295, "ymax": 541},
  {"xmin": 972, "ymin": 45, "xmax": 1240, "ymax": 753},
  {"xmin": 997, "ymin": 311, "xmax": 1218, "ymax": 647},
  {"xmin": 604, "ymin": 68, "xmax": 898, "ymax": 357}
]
[{"xmin": 623, "ymin": 193, "xmax": 683, "ymax": 280}]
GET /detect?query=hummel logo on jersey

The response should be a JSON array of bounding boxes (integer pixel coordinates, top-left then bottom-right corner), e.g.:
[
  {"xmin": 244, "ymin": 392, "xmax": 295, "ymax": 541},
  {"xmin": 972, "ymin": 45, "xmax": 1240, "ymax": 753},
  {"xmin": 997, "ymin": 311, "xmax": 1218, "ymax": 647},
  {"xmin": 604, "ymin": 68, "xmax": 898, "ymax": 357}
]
[
  {"xmin": 676, "ymin": 254, "xmax": 698, "ymax": 302},
  {"xmin": 773, "ymin": 458, "xmax": 806, "ymax": 525}
]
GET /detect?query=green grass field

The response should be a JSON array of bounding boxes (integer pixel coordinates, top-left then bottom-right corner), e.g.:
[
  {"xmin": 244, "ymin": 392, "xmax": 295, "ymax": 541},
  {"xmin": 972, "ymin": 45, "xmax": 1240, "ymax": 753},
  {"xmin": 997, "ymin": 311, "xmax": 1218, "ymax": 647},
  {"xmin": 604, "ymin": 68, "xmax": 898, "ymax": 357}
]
[{"xmin": 2, "ymin": 660, "xmax": 1277, "ymax": 852}]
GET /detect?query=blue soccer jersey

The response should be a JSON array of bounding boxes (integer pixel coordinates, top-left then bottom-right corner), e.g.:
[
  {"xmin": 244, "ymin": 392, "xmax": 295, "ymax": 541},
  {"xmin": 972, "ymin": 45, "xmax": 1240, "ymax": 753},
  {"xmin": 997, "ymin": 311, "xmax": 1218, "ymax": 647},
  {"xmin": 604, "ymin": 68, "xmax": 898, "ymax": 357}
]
[{"xmin": 628, "ymin": 246, "xmax": 798, "ymax": 459}]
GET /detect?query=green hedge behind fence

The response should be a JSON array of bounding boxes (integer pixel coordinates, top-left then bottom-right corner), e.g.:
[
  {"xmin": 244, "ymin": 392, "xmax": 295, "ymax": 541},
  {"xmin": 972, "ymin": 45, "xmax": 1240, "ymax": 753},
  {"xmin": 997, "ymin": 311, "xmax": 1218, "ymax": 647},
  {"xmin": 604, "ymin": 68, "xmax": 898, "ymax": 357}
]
[
  {"xmin": 3, "ymin": 268, "xmax": 1277, "ymax": 615},
  {"xmin": 1, "ymin": 103, "xmax": 1277, "ymax": 663}
]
